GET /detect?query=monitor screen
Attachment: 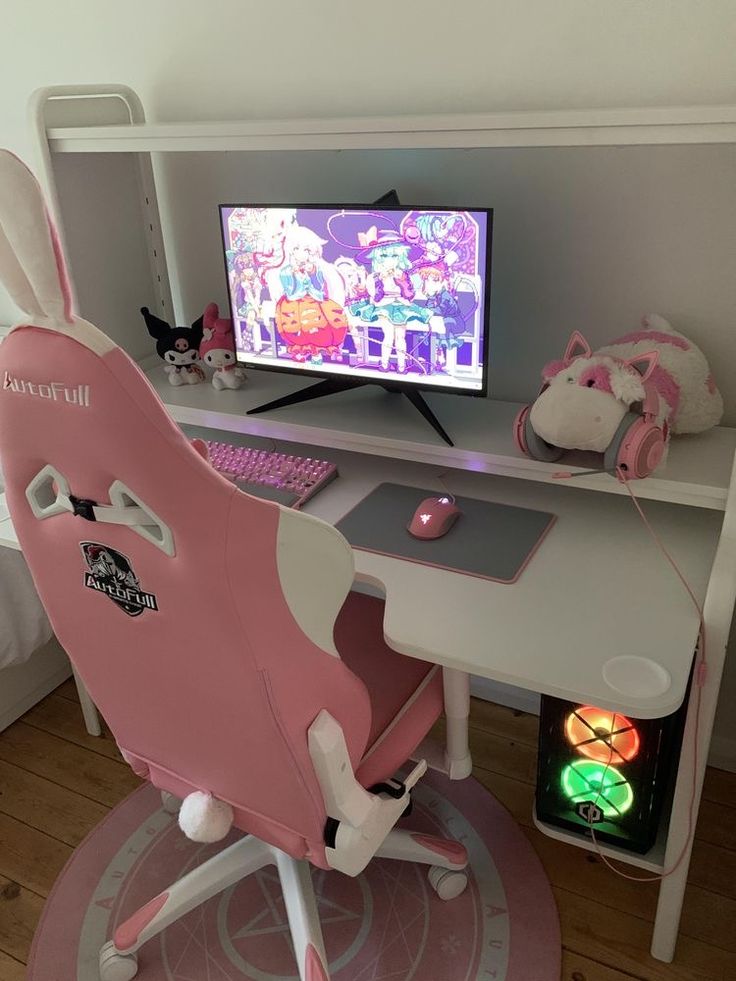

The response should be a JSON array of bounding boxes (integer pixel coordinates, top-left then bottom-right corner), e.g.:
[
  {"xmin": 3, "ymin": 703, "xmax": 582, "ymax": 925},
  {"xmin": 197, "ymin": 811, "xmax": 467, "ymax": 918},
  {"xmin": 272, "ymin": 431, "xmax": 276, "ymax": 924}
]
[{"xmin": 219, "ymin": 205, "xmax": 492, "ymax": 395}]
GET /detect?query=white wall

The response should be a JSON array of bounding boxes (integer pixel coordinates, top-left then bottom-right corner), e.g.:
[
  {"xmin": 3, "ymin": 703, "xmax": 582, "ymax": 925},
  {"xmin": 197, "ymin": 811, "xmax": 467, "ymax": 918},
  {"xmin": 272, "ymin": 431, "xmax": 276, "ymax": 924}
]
[
  {"xmin": 2, "ymin": 0, "xmax": 736, "ymax": 763},
  {"xmin": 2, "ymin": 1, "xmax": 736, "ymax": 155},
  {"xmin": 145, "ymin": 144, "xmax": 736, "ymax": 413},
  {"xmin": 2, "ymin": 0, "xmax": 735, "ymax": 322}
]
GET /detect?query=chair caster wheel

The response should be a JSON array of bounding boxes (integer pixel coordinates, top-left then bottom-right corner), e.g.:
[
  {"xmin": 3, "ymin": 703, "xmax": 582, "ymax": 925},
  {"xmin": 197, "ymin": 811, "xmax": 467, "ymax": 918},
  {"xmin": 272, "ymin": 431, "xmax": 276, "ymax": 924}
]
[
  {"xmin": 99, "ymin": 941, "xmax": 138, "ymax": 980},
  {"xmin": 428, "ymin": 866, "xmax": 468, "ymax": 901},
  {"xmin": 161, "ymin": 791, "xmax": 181, "ymax": 815}
]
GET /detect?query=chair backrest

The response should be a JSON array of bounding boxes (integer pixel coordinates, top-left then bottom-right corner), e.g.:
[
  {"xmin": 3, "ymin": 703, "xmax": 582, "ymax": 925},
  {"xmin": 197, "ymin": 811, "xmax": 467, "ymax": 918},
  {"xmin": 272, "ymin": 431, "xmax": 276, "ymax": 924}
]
[{"xmin": 0, "ymin": 151, "xmax": 372, "ymax": 867}]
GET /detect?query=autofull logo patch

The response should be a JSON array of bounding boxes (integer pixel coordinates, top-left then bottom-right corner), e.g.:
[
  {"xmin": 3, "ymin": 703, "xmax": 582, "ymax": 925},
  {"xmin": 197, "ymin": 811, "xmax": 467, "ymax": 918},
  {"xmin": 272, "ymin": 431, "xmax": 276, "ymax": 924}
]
[
  {"xmin": 3, "ymin": 371, "xmax": 90, "ymax": 407},
  {"xmin": 80, "ymin": 542, "xmax": 158, "ymax": 617}
]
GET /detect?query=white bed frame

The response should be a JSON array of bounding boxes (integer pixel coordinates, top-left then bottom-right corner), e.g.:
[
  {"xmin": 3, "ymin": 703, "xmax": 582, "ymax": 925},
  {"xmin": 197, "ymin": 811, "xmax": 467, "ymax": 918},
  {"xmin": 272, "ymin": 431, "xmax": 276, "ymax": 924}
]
[
  {"xmin": 0, "ymin": 326, "xmax": 76, "ymax": 731},
  {"xmin": 0, "ymin": 635, "xmax": 71, "ymax": 732}
]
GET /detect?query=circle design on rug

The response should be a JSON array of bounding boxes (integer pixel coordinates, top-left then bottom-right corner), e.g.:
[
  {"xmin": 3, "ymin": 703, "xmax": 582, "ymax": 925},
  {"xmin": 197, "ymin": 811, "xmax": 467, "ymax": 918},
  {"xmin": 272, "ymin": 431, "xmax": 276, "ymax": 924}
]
[
  {"xmin": 28, "ymin": 771, "xmax": 560, "ymax": 980},
  {"xmin": 215, "ymin": 867, "xmax": 377, "ymax": 979}
]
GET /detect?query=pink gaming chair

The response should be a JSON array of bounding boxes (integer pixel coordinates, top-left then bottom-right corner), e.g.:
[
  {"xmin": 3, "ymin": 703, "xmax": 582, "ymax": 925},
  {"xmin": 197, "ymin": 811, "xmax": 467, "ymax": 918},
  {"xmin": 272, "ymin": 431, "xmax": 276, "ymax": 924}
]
[{"xmin": 0, "ymin": 151, "xmax": 470, "ymax": 981}]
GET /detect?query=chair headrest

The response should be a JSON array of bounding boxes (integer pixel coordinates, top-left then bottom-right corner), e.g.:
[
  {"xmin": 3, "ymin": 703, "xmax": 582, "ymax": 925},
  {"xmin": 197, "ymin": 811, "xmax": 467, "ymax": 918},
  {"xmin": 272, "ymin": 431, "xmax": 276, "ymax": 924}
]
[
  {"xmin": 0, "ymin": 149, "xmax": 114, "ymax": 355},
  {"xmin": 0, "ymin": 149, "xmax": 74, "ymax": 324}
]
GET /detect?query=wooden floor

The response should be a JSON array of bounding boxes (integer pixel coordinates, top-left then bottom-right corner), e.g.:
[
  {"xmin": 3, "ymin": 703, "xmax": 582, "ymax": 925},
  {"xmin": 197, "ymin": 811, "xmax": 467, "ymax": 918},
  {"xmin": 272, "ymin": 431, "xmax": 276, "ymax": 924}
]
[{"xmin": 0, "ymin": 685, "xmax": 734, "ymax": 981}]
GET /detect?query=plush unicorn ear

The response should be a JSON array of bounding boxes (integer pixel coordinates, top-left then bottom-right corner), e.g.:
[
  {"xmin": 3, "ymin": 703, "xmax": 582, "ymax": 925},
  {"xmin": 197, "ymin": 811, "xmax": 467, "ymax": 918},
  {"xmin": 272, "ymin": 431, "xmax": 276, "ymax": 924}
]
[
  {"xmin": 608, "ymin": 355, "xmax": 653, "ymax": 405},
  {"xmin": 625, "ymin": 350, "xmax": 659, "ymax": 382},
  {"xmin": 0, "ymin": 149, "xmax": 73, "ymax": 324},
  {"xmin": 563, "ymin": 331, "xmax": 592, "ymax": 361}
]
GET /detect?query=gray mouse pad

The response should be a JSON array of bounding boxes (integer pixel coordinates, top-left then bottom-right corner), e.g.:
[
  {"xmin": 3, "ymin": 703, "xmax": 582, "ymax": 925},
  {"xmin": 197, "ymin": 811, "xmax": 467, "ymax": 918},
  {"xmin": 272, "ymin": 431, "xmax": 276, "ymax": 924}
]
[{"xmin": 336, "ymin": 483, "xmax": 556, "ymax": 583}]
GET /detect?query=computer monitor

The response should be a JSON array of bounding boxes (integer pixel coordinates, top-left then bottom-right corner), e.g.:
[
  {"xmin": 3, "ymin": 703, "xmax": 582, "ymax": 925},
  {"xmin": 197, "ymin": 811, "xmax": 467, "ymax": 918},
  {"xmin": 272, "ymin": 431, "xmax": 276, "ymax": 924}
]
[{"xmin": 219, "ymin": 205, "xmax": 492, "ymax": 397}]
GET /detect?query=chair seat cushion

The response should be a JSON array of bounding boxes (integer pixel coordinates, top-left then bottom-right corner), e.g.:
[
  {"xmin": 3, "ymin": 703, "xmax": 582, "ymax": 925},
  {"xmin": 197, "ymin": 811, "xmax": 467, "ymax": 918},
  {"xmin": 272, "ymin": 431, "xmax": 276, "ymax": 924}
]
[{"xmin": 334, "ymin": 592, "xmax": 444, "ymax": 789}]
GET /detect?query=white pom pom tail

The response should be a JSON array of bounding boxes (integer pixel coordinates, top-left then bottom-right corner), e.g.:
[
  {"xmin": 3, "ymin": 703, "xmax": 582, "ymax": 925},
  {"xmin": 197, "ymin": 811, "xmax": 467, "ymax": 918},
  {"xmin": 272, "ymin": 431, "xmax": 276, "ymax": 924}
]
[{"xmin": 178, "ymin": 791, "xmax": 234, "ymax": 843}]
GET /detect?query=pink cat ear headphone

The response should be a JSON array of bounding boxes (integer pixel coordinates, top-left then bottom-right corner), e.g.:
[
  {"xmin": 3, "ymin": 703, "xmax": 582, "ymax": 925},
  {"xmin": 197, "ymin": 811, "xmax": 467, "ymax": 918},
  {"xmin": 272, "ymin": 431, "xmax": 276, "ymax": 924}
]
[{"xmin": 513, "ymin": 378, "xmax": 666, "ymax": 480}]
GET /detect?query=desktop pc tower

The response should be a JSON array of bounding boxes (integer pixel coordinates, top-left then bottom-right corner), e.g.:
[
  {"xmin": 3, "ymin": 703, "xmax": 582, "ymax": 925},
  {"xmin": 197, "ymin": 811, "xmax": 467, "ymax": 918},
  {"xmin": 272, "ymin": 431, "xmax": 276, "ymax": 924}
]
[{"xmin": 535, "ymin": 695, "xmax": 688, "ymax": 854}]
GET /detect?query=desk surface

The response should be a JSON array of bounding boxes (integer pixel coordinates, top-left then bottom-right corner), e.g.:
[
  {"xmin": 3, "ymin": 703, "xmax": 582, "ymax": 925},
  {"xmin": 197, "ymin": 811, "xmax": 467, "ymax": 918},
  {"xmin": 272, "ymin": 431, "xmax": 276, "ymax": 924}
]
[{"xmin": 1, "ymin": 431, "xmax": 720, "ymax": 719}]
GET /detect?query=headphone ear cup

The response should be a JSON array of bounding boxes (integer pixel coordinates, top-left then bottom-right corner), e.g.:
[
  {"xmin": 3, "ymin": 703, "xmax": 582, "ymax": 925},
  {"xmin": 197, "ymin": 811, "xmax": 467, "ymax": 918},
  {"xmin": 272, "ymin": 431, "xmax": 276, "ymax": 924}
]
[
  {"xmin": 604, "ymin": 412, "xmax": 639, "ymax": 474},
  {"xmin": 513, "ymin": 405, "xmax": 531, "ymax": 454},
  {"xmin": 604, "ymin": 412, "xmax": 665, "ymax": 479},
  {"xmin": 514, "ymin": 406, "xmax": 565, "ymax": 462}
]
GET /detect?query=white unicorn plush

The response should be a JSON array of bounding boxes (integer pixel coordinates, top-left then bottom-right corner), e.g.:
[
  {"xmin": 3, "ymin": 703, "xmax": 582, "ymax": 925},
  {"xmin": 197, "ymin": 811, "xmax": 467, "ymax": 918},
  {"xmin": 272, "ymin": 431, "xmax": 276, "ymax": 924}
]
[{"xmin": 515, "ymin": 314, "xmax": 723, "ymax": 477}]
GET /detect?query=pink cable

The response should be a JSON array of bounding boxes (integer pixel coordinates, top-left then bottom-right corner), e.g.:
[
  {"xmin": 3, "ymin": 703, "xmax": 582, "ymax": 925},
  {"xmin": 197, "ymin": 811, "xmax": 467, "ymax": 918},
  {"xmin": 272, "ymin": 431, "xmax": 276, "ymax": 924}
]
[{"xmin": 583, "ymin": 469, "xmax": 707, "ymax": 882}]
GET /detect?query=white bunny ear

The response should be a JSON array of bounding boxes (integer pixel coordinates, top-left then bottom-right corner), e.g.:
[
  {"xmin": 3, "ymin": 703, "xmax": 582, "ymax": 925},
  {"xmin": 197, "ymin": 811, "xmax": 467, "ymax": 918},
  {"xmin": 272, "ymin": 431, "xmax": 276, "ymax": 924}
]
[
  {"xmin": 0, "ymin": 149, "xmax": 73, "ymax": 324},
  {"xmin": 0, "ymin": 223, "xmax": 46, "ymax": 319}
]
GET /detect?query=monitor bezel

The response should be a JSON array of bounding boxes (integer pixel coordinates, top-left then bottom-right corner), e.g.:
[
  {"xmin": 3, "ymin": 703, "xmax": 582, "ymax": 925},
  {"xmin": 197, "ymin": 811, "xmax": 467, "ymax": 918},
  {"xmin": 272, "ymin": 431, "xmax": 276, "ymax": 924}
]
[{"xmin": 218, "ymin": 202, "xmax": 493, "ymax": 399}]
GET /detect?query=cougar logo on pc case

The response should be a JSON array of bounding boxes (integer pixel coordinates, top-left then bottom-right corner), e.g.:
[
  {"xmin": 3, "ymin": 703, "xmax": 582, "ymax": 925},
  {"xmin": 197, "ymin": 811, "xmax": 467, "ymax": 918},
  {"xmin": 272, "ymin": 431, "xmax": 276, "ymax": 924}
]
[
  {"xmin": 576, "ymin": 801, "xmax": 604, "ymax": 824},
  {"xmin": 80, "ymin": 542, "xmax": 158, "ymax": 617}
]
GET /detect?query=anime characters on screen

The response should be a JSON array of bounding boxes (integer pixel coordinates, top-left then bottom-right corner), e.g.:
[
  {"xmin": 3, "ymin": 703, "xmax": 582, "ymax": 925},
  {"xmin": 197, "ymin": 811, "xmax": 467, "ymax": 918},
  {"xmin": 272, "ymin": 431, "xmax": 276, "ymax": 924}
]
[
  {"xmin": 348, "ymin": 229, "xmax": 432, "ymax": 373},
  {"xmin": 333, "ymin": 256, "xmax": 369, "ymax": 358},
  {"xmin": 228, "ymin": 251, "xmax": 263, "ymax": 352},
  {"xmin": 221, "ymin": 207, "xmax": 484, "ymax": 384},
  {"xmin": 328, "ymin": 211, "xmax": 478, "ymax": 375},
  {"xmin": 273, "ymin": 226, "xmax": 348, "ymax": 363},
  {"xmin": 416, "ymin": 263, "xmax": 467, "ymax": 373}
]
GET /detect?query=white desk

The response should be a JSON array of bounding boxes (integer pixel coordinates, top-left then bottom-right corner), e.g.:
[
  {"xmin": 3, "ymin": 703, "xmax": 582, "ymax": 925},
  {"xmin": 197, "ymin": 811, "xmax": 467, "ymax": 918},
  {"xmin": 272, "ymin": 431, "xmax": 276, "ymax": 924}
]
[
  {"xmin": 0, "ymin": 438, "xmax": 718, "ymax": 720},
  {"xmin": 318, "ymin": 452, "xmax": 716, "ymax": 719}
]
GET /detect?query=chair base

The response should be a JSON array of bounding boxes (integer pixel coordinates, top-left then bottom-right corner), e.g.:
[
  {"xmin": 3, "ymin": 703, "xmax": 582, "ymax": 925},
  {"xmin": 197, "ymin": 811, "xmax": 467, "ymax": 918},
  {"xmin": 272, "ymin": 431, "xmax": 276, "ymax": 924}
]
[{"xmin": 99, "ymin": 828, "xmax": 468, "ymax": 981}]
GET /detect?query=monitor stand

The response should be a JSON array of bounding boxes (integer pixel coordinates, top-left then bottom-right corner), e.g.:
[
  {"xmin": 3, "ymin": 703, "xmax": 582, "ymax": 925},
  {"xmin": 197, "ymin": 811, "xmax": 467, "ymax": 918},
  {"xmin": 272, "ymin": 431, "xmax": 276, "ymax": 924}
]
[{"xmin": 247, "ymin": 377, "xmax": 454, "ymax": 446}]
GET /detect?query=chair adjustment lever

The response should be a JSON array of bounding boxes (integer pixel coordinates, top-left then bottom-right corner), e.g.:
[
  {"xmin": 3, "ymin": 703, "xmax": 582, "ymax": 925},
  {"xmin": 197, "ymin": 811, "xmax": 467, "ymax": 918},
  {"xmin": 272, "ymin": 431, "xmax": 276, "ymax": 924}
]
[{"xmin": 368, "ymin": 779, "xmax": 406, "ymax": 800}]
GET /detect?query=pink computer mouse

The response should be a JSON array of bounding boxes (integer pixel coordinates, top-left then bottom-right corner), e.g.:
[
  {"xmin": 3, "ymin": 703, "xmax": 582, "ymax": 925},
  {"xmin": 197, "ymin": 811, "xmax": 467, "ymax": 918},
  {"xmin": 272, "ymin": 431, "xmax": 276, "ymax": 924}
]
[{"xmin": 407, "ymin": 496, "xmax": 461, "ymax": 540}]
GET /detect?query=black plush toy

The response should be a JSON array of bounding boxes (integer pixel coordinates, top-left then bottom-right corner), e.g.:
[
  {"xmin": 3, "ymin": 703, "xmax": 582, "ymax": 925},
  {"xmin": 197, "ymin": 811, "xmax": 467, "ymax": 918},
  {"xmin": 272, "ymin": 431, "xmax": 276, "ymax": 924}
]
[{"xmin": 141, "ymin": 307, "xmax": 205, "ymax": 387}]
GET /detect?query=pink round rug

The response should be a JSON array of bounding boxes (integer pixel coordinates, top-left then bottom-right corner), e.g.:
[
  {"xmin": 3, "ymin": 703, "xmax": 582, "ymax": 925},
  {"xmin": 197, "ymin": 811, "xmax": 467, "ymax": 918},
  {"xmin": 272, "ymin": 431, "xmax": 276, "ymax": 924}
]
[{"xmin": 29, "ymin": 770, "xmax": 559, "ymax": 980}]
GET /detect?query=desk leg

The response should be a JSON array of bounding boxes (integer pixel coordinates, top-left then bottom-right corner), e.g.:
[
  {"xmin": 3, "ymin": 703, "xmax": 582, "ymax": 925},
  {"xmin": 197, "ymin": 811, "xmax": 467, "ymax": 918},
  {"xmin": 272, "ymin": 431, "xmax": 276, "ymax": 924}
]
[
  {"xmin": 443, "ymin": 668, "xmax": 473, "ymax": 779},
  {"xmin": 650, "ymin": 686, "xmax": 699, "ymax": 962},
  {"xmin": 650, "ymin": 659, "xmax": 717, "ymax": 961},
  {"xmin": 652, "ymin": 616, "xmax": 732, "ymax": 960}
]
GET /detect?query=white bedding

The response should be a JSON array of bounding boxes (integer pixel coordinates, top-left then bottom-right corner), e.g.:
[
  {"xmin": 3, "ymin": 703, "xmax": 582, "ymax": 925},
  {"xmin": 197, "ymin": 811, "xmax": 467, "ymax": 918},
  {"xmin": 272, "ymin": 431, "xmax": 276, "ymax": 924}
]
[
  {"xmin": 0, "ymin": 477, "xmax": 52, "ymax": 669},
  {"xmin": 0, "ymin": 329, "xmax": 53, "ymax": 668}
]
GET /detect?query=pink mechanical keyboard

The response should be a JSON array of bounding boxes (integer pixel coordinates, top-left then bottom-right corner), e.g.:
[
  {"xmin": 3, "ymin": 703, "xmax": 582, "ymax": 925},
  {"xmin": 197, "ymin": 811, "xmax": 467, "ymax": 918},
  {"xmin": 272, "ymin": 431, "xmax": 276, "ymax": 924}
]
[{"xmin": 205, "ymin": 440, "xmax": 338, "ymax": 509}]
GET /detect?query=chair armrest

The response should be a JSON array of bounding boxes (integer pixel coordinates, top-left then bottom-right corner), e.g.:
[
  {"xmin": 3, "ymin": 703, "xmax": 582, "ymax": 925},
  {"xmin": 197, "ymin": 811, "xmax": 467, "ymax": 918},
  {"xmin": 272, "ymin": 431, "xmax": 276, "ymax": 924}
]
[{"xmin": 308, "ymin": 710, "xmax": 426, "ymax": 876}]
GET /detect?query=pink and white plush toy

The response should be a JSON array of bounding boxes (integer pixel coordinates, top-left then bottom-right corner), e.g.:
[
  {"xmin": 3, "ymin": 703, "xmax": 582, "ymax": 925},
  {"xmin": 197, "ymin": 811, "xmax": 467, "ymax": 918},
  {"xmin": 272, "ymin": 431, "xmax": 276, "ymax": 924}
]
[
  {"xmin": 515, "ymin": 314, "xmax": 723, "ymax": 478},
  {"xmin": 200, "ymin": 302, "xmax": 246, "ymax": 390}
]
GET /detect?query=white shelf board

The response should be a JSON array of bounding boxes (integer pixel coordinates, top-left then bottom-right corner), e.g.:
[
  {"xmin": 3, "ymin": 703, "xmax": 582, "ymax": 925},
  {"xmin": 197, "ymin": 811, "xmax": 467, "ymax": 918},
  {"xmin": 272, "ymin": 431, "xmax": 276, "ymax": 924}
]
[
  {"xmin": 532, "ymin": 805, "xmax": 666, "ymax": 873},
  {"xmin": 46, "ymin": 105, "xmax": 736, "ymax": 153},
  {"xmin": 146, "ymin": 364, "xmax": 736, "ymax": 510}
]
